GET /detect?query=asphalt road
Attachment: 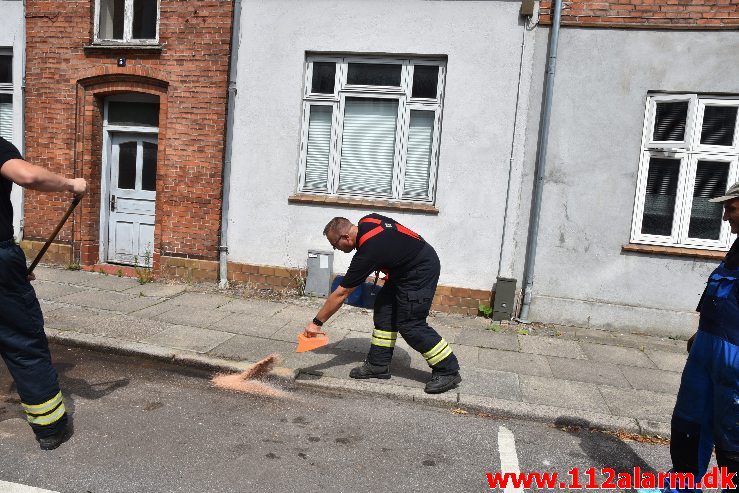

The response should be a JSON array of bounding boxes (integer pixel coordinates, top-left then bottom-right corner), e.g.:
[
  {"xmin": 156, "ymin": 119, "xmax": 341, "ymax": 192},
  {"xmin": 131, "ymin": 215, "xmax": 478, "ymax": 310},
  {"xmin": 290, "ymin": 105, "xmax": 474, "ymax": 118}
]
[{"xmin": 0, "ymin": 344, "xmax": 674, "ymax": 492}]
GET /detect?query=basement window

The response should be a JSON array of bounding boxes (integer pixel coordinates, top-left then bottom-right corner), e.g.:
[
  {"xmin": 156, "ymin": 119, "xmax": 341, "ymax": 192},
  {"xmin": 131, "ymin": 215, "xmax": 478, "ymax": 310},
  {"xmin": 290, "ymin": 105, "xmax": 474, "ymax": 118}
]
[
  {"xmin": 630, "ymin": 94, "xmax": 739, "ymax": 251},
  {"xmin": 94, "ymin": 0, "xmax": 160, "ymax": 44}
]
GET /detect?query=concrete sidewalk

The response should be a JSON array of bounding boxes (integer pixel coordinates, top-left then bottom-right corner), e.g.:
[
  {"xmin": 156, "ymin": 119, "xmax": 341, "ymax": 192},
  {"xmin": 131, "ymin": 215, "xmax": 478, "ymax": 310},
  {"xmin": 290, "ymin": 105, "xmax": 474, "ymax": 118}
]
[{"xmin": 31, "ymin": 265, "xmax": 686, "ymax": 437}]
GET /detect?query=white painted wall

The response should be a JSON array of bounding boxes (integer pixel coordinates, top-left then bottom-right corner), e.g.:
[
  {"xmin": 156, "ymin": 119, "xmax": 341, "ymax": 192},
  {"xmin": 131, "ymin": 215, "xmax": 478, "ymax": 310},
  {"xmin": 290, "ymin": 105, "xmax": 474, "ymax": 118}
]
[
  {"xmin": 228, "ymin": 0, "xmax": 534, "ymax": 291},
  {"xmin": 524, "ymin": 28, "xmax": 739, "ymax": 336},
  {"xmin": 0, "ymin": 0, "xmax": 24, "ymax": 240}
]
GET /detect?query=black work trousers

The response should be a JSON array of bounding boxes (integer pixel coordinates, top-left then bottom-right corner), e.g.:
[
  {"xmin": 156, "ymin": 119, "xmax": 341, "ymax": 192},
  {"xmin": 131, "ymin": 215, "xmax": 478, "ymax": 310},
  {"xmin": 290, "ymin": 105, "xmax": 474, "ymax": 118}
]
[
  {"xmin": 367, "ymin": 243, "xmax": 459, "ymax": 375},
  {"xmin": 0, "ymin": 239, "xmax": 67, "ymax": 438}
]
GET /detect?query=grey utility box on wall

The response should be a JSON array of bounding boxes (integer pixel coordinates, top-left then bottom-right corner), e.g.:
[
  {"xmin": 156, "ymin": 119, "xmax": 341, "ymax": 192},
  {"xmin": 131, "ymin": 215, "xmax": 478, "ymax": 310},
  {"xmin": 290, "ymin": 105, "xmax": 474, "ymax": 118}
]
[
  {"xmin": 492, "ymin": 277, "xmax": 517, "ymax": 321},
  {"xmin": 305, "ymin": 250, "xmax": 333, "ymax": 297}
]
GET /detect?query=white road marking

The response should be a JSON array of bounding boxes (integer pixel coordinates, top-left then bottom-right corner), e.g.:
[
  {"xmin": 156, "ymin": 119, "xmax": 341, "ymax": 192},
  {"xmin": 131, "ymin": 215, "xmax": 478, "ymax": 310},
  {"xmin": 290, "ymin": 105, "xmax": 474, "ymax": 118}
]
[
  {"xmin": 498, "ymin": 425, "xmax": 525, "ymax": 493},
  {"xmin": 0, "ymin": 480, "xmax": 60, "ymax": 492}
]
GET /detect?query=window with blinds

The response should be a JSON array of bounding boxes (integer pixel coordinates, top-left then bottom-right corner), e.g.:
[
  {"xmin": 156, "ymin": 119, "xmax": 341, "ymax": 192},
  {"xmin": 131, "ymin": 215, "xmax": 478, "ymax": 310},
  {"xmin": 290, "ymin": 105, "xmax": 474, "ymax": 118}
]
[
  {"xmin": 0, "ymin": 54, "xmax": 12, "ymax": 141},
  {"xmin": 297, "ymin": 56, "xmax": 445, "ymax": 203},
  {"xmin": 631, "ymin": 95, "xmax": 739, "ymax": 250}
]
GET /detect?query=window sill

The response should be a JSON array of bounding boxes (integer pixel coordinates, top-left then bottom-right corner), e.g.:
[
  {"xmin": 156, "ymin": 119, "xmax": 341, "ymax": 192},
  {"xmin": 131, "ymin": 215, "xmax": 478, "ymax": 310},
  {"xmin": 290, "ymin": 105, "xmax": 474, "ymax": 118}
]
[
  {"xmin": 622, "ymin": 243, "xmax": 726, "ymax": 260},
  {"xmin": 288, "ymin": 194, "xmax": 439, "ymax": 215},
  {"xmin": 84, "ymin": 44, "xmax": 164, "ymax": 52}
]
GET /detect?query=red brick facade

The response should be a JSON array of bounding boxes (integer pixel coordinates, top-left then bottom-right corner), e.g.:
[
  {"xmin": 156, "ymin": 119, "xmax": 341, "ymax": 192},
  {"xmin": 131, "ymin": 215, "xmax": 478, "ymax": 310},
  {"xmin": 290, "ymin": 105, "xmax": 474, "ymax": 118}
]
[
  {"xmin": 539, "ymin": 0, "xmax": 739, "ymax": 28},
  {"xmin": 24, "ymin": 0, "xmax": 233, "ymax": 269}
]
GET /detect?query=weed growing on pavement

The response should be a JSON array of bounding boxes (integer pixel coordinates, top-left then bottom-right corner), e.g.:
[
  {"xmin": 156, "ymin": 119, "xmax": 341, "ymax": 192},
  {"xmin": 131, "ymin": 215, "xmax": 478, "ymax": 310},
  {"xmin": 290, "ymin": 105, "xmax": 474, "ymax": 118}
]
[
  {"xmin": 116, "ymin": 268, "xmax": 123, "ymax": 277},
  {"xmin": 478, "ymin": 303, "xmax": 493, "ymax": 318},
  {"xmin": 134, "ymin": 245, "xmax": 154, "ymax": 285},
  {"xmin": 517, "ymin": 328, "xmax": 529, "ymax": 336},
  {"xmin": 66, "ymin": 263, "xmax": 81, "ymax": 271},
  {"xmin": 486, "ymin": 323, "xmax": 500, "ymax": 332}
]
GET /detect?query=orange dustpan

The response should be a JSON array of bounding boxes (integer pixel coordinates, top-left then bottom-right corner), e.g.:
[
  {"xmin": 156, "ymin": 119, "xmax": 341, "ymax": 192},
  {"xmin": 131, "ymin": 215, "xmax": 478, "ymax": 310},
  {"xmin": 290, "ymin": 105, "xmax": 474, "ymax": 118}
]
[{"xmin": 296, "ymin": 331, "xmax": 329, "ymax": 352}]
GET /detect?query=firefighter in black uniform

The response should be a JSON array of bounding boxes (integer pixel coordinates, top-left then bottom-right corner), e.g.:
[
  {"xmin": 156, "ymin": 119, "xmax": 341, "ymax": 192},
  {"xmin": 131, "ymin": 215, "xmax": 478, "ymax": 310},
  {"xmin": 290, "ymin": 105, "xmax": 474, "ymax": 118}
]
[
  {"xmin": 303, "ymin": 214, "xmax": 462, "ymax": 394},
  {"xmin": 0, "ymin": 136, "xmax": 87, "ymax": 449}
]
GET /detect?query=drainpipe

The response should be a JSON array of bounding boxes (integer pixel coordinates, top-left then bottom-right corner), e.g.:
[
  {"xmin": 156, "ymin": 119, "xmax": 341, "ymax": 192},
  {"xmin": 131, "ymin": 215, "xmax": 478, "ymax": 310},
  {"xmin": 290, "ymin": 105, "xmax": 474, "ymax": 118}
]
[
  {"xmin": 218, "ymin": 0, "xmax": 241, "ymax": 289},
  {"xmin": 518, "ymin": 0, "xmax": 563, "ymax": 323}
]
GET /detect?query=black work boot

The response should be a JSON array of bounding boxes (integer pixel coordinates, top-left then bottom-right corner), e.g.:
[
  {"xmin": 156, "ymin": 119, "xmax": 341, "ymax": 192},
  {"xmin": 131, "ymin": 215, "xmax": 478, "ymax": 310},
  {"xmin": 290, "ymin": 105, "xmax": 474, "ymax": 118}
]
[
  {"xmin": 36, "ymin": 426, "xmax": 71, "ymax": 451},
  {"xmin": 424, "ymin": 373, "xmax": 462, "ymax": 394},
  {"xmin": 349, "ymin": 362, "xmax": 391, "ymax": 380}
]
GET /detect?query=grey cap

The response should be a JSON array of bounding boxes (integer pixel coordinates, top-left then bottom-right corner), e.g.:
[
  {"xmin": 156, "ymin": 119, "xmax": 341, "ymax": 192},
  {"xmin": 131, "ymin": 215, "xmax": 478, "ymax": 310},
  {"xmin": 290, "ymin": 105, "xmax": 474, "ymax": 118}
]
[{"xmin": 709, "ymin": 181, "xmax": 739, "ymax": 203}]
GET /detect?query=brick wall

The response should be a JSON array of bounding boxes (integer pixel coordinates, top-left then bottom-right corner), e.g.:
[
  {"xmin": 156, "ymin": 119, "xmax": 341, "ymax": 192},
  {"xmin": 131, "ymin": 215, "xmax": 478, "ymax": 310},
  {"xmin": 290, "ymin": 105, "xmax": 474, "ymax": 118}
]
[
  {"xmin": 24, "ymin": 0, "xmax": 233, "ymax": 268},
  {"xmin": 539, "ymin": 0, "xmax": 739, "ymax": 28}
]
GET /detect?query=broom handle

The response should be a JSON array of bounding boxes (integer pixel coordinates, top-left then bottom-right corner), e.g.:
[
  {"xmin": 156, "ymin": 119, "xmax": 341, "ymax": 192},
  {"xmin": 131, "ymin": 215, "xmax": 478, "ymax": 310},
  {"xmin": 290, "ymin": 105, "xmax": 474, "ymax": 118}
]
[{"xmin": 27, "ymin": 195, "xmax": 82, "ymax": 276}]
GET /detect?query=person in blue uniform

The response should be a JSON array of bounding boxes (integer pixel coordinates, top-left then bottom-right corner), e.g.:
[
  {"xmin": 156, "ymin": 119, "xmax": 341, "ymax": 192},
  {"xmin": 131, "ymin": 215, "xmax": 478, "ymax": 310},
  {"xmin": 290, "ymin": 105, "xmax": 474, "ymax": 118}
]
[
  {"xmin": 641, "ymin": 182, "xmax": 739, "ymax": 493},
  {"xmin": 303, "ymin": 214, "xmax": 461, "ymax": 394},
  {"xmin": 0, "ymin": 136, "xmax": 87, "ymax": 450}
]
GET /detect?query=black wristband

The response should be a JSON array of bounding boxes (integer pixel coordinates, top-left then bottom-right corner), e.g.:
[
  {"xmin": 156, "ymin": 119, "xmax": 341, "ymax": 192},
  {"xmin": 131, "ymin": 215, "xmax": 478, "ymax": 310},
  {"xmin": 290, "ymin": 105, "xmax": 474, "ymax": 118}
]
[{"xmin": 312, "ymin": 317, "xmax": 324, "ymax": 327}]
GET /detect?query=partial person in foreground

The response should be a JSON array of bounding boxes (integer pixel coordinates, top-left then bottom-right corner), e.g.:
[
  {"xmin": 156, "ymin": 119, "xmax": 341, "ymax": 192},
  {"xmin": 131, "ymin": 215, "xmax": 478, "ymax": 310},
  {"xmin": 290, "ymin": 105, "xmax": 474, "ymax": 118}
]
[
  {"xmin": 302, "ymin": 214, "xmax": 461, "ymax": 394},
  {"xmin": 640, "ymin": 181, "xmax": 739, "ymax": 493},
  {"xmin": 0, "ymin": 136, "xmax": 87, "ymax": 450}
]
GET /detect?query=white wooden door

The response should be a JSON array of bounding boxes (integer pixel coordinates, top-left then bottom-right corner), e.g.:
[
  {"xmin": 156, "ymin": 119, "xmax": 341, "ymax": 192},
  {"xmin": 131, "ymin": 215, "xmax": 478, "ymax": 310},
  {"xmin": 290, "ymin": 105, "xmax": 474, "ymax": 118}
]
[{"xmin": 107, "ymin": 134, "xmax": 157, "ymax": 265}]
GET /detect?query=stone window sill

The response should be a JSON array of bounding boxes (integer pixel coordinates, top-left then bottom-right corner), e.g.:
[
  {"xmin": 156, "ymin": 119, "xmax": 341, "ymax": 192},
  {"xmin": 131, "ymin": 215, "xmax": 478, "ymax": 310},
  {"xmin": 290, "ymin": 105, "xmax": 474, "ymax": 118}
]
[
  {"xmin": 622, "ymin": 243, "xmax": 726, "ymax": 260},
  {"xmin": 288, "ymin": 194, "xmax": 439, "ymax": 215},
  {"xmin": 84, "ymin": 44, "xmax": 164, "ymax": 52}
]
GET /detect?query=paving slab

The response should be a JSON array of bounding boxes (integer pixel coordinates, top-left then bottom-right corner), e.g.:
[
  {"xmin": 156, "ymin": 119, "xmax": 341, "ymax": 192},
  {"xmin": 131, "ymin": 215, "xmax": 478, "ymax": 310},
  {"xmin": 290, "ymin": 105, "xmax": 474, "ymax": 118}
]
[
  {"xmin": 619, "ymin": 365, "xmax": 683, "ymax": 395},
  {"xmin": 329, "ymin": 310, "xmax": 375, "ymax": 332},
  {"xmin": 142, "ymin": 325, "xmax": 235, "ymax": 354},
  {"xmin": 519, "ymin": 375, "xmax": 610, "ymax": 413},
  {"xmin": 646, "ymin": 349, "xmax": 688, "ymax": 373},
  {"xmin": 546, "ymin": 357, "xmax": 630, "ymax": 389},
  {"xmin": 272, "ymin": 303, "xmax": 327, "ymax": 324},
  {"xmin": 599, "ymin": 386, "xmax": 676, "ymax": 421},
  {"xmin": 208, "ymin": 312, "xmax": 289, "ymax": 337},
  {"xmin": 39, "ymin": 300, "xmax": 66, "ymax": 314},
  {"xmin": 580, "ymin": 342, "xmax": 657, "ymax": 369},
  {"xmin": 122, "ymin": 282, "xmax": 188, "ymax": 298},
  {"xmin": 161, "ymin": 292, "xmax": 234, "ymax": 310},
  {"xmin": 451, "ymin": 344, "xmax": 480, "ymax": 367},
  {"xmin": 127, "ymin": 301, "xmax": 177, "ymax": 319},
  {"xmin": 152, "ymin": 305, "xmax": 230, "ymax": 328},
  {"xmin": 46, "ymin": 271, "xmax": 141, "ymax": 292},
  {"xmin": 478, "ymin": 348, "xmax": 553, "ymax": 377},
  {"xmin": 214, "ymin": 297, "xmax": 285, "ymax": 317},
  {"xmin": 208, "ymin": 334, "xmax": 297, "ymax": 362},
  {"xmin": 44, "ymin": 306, "xmax": 116, "ymax": 331},
  {"xmin": 519, "ymin": 335, "xmax": 586, "ymax": 359},
  {"xmin": 54, "ymin": 290, "xmax": 163, "ymax": 314},
  {"xmin": 75, "ymin": 314, "xmax": 176, "ymax": 342},
  {"xmin": 454, "ymin": 328, "xmax": 519, "ymax": 351},
  {"xmin": 33, "ymin": 281, "xmax": 91, "ymax": 301},
  {"xmin": 457, "ymin": 367, "xmax": 521, "ymax": 401}
]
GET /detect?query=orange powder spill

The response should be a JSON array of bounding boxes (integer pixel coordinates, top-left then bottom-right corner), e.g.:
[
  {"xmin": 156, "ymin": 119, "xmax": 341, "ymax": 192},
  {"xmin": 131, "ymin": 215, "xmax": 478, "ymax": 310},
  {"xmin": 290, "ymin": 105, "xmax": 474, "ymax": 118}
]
[{"xmin": 210, "ymin": 353, "xmax": 287, "ymax": 398}]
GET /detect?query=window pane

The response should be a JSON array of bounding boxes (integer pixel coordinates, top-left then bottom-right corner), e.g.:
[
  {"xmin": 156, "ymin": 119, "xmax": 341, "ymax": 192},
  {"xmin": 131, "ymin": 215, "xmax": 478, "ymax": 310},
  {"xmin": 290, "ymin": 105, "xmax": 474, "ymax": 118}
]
[
  {"xmin": 0, "ymin": 55, "xmax": 11, "ymax": 84},
  {"xmin": 311, "ymin": 62, "xmax": 336, "ymax": 94},
  {"xmin": 404, "ymin": 111, "xmax": 434, "ymax": 199},
  {"xmin": 99, "ymin": 0, "xmax": 125, "ymax": 40},
  {"xmin": 347, "ymin": 63, "xmax": 401, "ymax": 86},
  {"xmin": 700, "ymin": 106, "xmax": 737, "ymax": 147},
  {"xmin": 653, "ymin": 101, "xmax": 688, "ymax": 142},
  {"xmin": 303, "ymin": 106, "xmax": 332, "ymax": 192},
  {"xmin": 338, "ymin": 98, "xmax": 397, "ymax": 196},
  {"xmin": 412, "ymin": 66, "xmax": 439, "ymax": 99},
  {"xmin": 641, "ymin": 157, "xmax": 680, "ymax": 236},
  {"xmin": 108, "ymin": 102, "xmax": 159, "ymax": 127},
  {"xmin": 132, "ymin": 0, "xmax": 157, "ymax": 40},
  {"xmin": 688, "ymin": 161, "xmax": 729, "ymax": 240},
  {"xmin": 141, "ymin": 142, "xmax": 157, "ymax": 191},
  {"xmin": 117, "ymin": 142, "xmax": 137, "ymax": 190}
]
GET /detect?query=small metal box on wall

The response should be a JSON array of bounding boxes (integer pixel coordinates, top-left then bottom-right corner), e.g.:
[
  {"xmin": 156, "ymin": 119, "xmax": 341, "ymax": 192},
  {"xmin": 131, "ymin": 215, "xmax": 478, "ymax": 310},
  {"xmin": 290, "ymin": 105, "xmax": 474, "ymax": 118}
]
[
  {"xmin": 493, "ymin": 277, "xmax": 517, "ymax": 321},
  {"xmin": 305, "ymin": 250, "xmax": 333, "ymax": 297}
]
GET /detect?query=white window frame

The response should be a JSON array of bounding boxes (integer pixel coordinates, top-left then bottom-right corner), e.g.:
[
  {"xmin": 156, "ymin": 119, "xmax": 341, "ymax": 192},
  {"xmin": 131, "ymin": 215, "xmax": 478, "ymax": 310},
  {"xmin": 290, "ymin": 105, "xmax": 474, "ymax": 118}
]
[
  {"xmin": 297, "ymin": 55, "xmax": 446, "ymax": 203},
  {"xmin": 93, "ymin": 0, "xmax": 161, "ymax": 45},
  {"xmin": 631, "ymin": 94, "xmax": 739, "ymax": 250}
]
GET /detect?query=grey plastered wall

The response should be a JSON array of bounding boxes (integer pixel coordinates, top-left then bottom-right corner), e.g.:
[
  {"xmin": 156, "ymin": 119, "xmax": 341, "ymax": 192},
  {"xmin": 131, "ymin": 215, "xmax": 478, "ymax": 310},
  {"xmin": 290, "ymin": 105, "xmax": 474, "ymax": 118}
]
[
  {"xmin": 227, "ymin": 0, "xmax": 536, "ymax": 291},
  {"xmin": 0, "ymin": 0, "xmax": 24, "ymax": 240},
  {"xmin": 522, "ymin": 27, "xmax": 739, "ymax": 336}
]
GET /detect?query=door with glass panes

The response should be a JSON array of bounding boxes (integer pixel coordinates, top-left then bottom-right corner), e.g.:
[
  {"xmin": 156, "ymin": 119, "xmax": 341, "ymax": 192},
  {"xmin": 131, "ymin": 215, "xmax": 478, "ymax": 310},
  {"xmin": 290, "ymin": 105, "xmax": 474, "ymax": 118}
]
[{"xmin": 107, "ymin": 134, "xmax": 157, "ymax": 265}]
